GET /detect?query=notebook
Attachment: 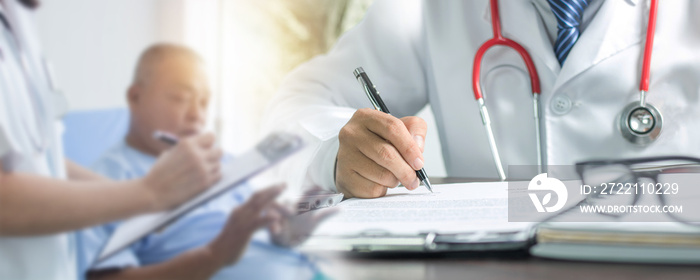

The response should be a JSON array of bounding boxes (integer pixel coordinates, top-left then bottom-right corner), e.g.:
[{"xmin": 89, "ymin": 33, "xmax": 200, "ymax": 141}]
[{"xmin": 531, "ymin": 222, "xmax": 700, "ymax": 264}]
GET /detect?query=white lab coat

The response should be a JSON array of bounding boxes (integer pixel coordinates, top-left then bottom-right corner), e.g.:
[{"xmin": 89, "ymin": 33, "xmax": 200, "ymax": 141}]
[
  {"xmin": 0, "ymin": 1, "xmax": 75, "ymax": 279},
  {"xmin": 263, "ymin": 0, "xmax": 700, "ymax": 191}
]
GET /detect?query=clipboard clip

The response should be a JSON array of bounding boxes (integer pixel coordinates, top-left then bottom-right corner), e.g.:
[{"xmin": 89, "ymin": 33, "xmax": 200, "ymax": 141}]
[
  {"xmin": 297, "ymin": 193, "xmax": 344, "ymax": 212},
  {"xmin": 424, "ymin": 232, "xmax": 438, "ymax": 251},
  {"xmin": 422, "ymin": 230, "xmax": 535, "ymax": 251}
]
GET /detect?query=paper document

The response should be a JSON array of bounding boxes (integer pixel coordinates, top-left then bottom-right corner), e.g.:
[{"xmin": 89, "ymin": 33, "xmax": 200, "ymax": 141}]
[
  {"xmin": 95, "ymin": 133, "xmax": 303, "ymax": 264},
  {"xmin": 311, "ymin": 182, "xmax": 533, "ymax": 236}
]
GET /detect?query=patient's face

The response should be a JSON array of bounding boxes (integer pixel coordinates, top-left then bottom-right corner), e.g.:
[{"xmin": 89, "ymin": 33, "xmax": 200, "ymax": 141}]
[{"xmin": 129, "ymin": 55, "xmax": 210, "ymax": 154}]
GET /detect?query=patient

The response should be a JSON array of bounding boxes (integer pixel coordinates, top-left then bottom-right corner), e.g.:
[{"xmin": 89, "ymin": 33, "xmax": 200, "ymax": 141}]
[{"xmin": 80, "ymin": 44, "xmax": 319, "ymax": 280}]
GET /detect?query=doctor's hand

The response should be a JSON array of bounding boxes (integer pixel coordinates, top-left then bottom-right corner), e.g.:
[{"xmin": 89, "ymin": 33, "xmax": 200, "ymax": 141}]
[
  {"xmin": 207, "ymin": 184, "xmax": 285, "ymax": 266},
  {"xmin": 142, "ymin": 133, "xmax": 223, "ymax": 211},
  {"xmin": 336, "ymin": 109, "xmax": 426, "ymax": 198}
]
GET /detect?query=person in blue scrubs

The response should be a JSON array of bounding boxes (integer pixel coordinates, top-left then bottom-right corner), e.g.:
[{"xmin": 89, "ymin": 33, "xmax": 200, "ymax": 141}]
[{"xmin": 81, "ymin": 44, "xmax": 321, "ymax": 280}]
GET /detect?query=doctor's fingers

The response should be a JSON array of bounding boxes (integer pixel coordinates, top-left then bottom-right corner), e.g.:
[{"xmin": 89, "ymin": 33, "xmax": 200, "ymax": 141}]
[
  {"xmin": 400, "ymin": 116, "xmax": 427, "ymax": 153},
  {"xmin": 357, "ymin": 110, "xmax": 424, "ymax": 170},
  {"xmin": 353, "ymin": 132, "xmax": 420, "ymax": 191},
  {"xmin": 341, "ymin": 147, "xmax": 403, "ymax": 189},
  {"xmin": 340, "ymin": 171, "xmax": 390, "ymax": 199}
]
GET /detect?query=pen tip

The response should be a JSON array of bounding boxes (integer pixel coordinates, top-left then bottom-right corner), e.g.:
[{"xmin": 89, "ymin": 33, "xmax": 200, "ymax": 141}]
[{"xmin": 423, "ymin": 178, "xmax": 433, "ymax": 193}]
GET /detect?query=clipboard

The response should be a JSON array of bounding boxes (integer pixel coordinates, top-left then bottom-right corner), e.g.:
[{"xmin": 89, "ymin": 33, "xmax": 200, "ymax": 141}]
[
  {"xmin": 301, "ymin": 230, "xmax": 534, "ymax": 255},
  {"xmin": 94, "ymin": 132, "xmax": 304, "ymax": 264},
  {"xmin": 298, "ymin": 182, "xmax": 537, "ymax": 255}
]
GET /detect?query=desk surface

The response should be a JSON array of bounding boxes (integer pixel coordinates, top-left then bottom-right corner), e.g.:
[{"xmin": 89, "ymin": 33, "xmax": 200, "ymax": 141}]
[
  {"xmin": 309, "ymin": 178, "xmax": 700, "ymax": 280},
  {"xmin": 313, "ymin": 255, "xmax": 700, "ymax": 280}
]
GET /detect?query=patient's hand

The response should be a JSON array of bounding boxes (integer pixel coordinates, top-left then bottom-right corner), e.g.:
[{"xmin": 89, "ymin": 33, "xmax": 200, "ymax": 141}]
[
  {"xmin": 206, "ymin": 184, "xmax": 285, "ymax": 266},
  {"xmin": 142, "ymin": 133, "xmax": 223, "ymax": 211}
]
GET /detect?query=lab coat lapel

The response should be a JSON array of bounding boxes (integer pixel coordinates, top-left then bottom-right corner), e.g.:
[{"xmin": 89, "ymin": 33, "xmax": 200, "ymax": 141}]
[
  {"xmin": 481, "ymin": 0, "xmax": 560, "ymax": 78},
  {"xmin": 552, "ymin": 0, "xmax": 644, "ymax": 92}
]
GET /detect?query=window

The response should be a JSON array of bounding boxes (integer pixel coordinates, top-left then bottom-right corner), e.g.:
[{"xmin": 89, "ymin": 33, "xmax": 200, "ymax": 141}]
[{"xmin": 182, "ymin": 0, "xmax": 374, "ymax": 154}]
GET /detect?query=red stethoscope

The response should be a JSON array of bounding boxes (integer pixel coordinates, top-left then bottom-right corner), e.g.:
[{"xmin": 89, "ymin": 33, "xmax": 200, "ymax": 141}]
[{"xmin": 472, "ymin": 0, "xmax": 660, "ymax": 181}]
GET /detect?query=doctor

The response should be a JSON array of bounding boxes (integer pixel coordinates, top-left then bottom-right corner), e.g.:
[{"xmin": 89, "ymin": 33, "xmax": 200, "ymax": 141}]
[
  {"xmin": 263, "ymin": 0, "xmax": 700, "ymax": 198},
  {"xmin": 0, "ymin": 0, "xmax": 221, "ymax": 279}
]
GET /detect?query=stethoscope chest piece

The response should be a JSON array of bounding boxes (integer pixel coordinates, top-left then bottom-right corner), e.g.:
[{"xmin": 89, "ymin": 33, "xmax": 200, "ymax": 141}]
[{"xmin": 619, "ymin": 101, "xmax": 662, "ymax": 145}]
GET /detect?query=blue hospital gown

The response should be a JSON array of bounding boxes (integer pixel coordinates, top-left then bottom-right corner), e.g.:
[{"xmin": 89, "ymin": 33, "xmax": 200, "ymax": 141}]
[{"xmin": 78, "ymin": 140, "xmax": 317, "ymax": 280}]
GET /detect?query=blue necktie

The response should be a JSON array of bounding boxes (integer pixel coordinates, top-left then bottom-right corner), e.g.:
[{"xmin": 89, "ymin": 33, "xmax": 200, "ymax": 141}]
[{"xmin": 547, "ymin": 0, "xmax": 590, "ymax": 65}]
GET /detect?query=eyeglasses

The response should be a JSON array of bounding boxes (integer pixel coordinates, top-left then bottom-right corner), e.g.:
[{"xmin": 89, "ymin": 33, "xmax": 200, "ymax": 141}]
[{"xmin": 548, "ymin": 156, "xmax": 700, "ymax": 226}]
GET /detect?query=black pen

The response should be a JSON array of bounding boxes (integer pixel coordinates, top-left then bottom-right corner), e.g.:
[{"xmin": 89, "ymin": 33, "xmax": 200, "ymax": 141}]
[
  {"xmin": 352, "ymin": 67, "xmax": 433, "ymax": 193},
  {"xmin": 153, "ymin": 130, "xmax": 179, "ymax": 146}
]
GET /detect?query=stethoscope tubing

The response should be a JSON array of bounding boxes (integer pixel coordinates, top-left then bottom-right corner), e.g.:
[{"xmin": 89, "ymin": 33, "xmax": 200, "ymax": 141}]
[
  {"xmin": 473, "ymin": 0, "xmax": 659, "ymax": 179},
  {"xmin": 0, "ymin": 7, "xmax": 50, "ymax": 153},
  {"xmin": 637, "ymin": 0, "xmax": 658, "ymax": 108},
  {"xmin": 472, "ymin": 0, "xmax": 543, "ymax": 180},
  {"xmin": 472, "ymin": 0, "xmax": 541, "ymax": 100},
  {"xmin": 639, "ymin": 0, "xmax": 658, "ymax": 94}
]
